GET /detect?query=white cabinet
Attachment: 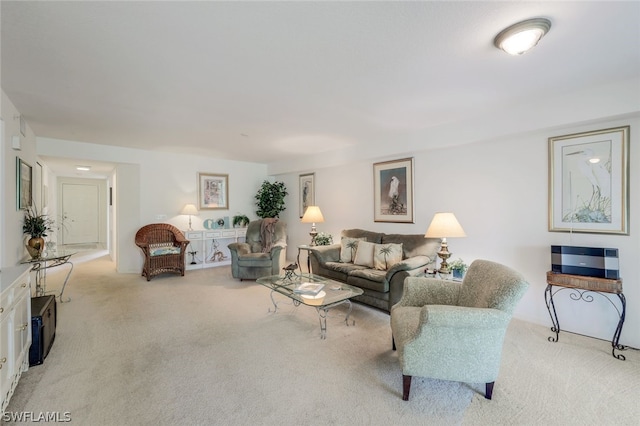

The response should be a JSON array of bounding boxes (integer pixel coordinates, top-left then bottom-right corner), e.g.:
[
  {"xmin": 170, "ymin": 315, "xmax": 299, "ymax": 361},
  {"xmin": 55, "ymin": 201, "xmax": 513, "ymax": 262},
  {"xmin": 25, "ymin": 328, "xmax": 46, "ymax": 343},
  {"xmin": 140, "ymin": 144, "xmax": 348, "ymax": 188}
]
[
  {"xmin": 1, "ymin": 266, "xmax": 31, "ymax": 415},
  {"xmin": 184, "ymin": 228, "xmax": 247, "ymax": 270}
]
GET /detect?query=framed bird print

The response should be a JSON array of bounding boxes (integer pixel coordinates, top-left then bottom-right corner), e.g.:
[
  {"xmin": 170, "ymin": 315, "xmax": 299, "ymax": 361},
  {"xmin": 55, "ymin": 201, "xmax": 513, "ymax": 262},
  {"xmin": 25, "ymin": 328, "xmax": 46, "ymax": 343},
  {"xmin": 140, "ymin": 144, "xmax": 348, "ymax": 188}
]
[
  {"xmin": 548, "ymin": 126, "xmax": 629, "ymax": 234},
  {"xmin": 299, "ymin": 173, "xmax": 315, "ymax": 218},
  {"xmin": 373, "ymin": 157, "xmax": 414, "ymax": 223}
]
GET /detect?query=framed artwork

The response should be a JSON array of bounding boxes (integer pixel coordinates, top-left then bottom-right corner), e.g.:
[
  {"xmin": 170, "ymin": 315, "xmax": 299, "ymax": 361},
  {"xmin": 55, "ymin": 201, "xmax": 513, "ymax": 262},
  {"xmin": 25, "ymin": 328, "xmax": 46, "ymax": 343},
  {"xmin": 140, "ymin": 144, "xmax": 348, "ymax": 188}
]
[
  {"xmin": 548, "ymin": 126, "xmax": 629, "ymax": 234},
  {"xmin": 373, "ymin": 157, "xmax": 414, "ymax": 223},
  {"xmin": 198, "ymin": 172, "xmax": 229, "ymax": 210},
  {"xmin": 17, "ymin": 157, "xmax": 32, "ymax": 210},
  {"xmin": 299, "ymin": 173, "xmax": 315, "ymax": 218}
]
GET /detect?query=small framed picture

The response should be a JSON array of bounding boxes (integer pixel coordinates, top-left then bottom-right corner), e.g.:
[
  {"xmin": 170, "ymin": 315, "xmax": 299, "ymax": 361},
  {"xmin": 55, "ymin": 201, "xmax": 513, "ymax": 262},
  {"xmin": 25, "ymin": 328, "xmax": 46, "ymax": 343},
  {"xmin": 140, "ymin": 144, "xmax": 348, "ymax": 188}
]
[
  {"xmin": 548, "ymin": 126, "xmax": 629, "ymax": 234},
  {"xmin": 17, "ymin": 157, "xmax": 32, "ymax": 210},
  {"xmin": 373, "ymin": 157, "xmax": 414, "ymax": 223},
  {"xmin": 198, "ymin": 172, "xmax": 229, "ymax": 210},
  {"xmin": 299, "ymin": 173, "xmax": 315, "ymax": 218}
]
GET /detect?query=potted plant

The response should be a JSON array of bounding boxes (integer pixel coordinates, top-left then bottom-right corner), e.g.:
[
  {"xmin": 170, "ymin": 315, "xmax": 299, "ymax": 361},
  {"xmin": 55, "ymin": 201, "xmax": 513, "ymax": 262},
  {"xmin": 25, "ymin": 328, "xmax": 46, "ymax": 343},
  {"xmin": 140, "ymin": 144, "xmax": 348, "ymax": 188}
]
[
  {"xmin": 449, "ymin": 258, "xmax": 468, "ymax": 280},
  {"xmin": 23, "ymin": 205, "xmax": 55, "ymax": 258},
  {"xmin": 314, "ymin": 232, "xmax": 333, "ymax": 246},
  {"xmin": 255, "ymin": 180, "xmax": 288, "ymax": 218},
  {"xmin": 232, "ymin": 214, "xmax": 250, "ymax": 228}
]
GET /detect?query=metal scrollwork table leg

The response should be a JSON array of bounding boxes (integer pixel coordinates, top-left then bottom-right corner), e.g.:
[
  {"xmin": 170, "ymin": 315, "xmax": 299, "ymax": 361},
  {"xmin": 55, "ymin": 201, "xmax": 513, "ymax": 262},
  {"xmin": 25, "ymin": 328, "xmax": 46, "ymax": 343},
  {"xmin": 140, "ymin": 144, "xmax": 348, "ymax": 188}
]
[{"xmin": 545, "ymin": 284, "xmax": 626, "ymax": 360}]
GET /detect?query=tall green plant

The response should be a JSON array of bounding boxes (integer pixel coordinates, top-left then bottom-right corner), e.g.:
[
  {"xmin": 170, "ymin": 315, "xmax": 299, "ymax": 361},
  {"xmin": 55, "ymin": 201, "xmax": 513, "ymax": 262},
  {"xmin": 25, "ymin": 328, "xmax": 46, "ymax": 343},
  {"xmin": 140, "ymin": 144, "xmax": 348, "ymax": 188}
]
[{"xmin": 255, "ymin": 181, "xmax": 288, "ymax": 218}]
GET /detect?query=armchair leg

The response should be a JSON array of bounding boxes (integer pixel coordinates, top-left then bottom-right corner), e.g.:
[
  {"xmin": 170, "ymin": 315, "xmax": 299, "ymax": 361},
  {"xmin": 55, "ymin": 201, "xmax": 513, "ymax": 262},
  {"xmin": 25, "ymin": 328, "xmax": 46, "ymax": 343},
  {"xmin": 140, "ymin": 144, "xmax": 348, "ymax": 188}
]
[
  {"xmin": 402, "ymin": 375, "xmax": 412, "ymax": 401},
  {"xmin": 485, "ymin": 382, "xmax": 494, "ymax": 400},
  {"xmin": 392, "ymin": 336, "xmax": 396, "ymax": 351}
]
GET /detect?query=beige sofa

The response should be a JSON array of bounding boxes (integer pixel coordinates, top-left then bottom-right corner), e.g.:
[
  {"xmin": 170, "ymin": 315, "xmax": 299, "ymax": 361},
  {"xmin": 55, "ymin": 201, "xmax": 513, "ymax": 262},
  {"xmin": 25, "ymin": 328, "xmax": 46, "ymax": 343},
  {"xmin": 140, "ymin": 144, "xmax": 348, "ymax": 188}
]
[{"xmin": 308, "ymin": 229, "xmax": 441, "ymax": 312}]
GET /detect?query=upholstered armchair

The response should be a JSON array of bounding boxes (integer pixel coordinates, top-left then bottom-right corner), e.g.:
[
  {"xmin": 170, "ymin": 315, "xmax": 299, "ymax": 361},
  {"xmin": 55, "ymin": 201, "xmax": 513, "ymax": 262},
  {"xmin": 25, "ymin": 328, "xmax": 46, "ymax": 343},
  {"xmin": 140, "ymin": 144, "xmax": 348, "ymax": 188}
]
[
  {"xmin": 135, "ymin": 223, "xmax": 190, "ymax": 281},
  {"xmin": 390, "ymin": 259, "xmax": 529, "ymax": 401},
  {"xmin": 228, "ymin": 219, "xmax": 287, "ymax": 281}
]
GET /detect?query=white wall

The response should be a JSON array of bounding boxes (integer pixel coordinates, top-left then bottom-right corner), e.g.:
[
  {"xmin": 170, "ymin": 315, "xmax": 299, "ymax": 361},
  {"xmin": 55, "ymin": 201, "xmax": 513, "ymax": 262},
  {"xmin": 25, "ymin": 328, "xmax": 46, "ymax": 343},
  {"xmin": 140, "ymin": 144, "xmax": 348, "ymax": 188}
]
[
  {"xmin": 36, "ymin": 138, "xmax": 269, "ymax": 273},
  {"xmin": 276, "ymin": 114, "xmax": 639, "ymax": 349},
  {"xmin": 3, "ymin": 79, "xmax": 638, "ymax": 349},
  {"xmin": 1, "ymin": 90, "xmax": 39, "ymax": 267}
]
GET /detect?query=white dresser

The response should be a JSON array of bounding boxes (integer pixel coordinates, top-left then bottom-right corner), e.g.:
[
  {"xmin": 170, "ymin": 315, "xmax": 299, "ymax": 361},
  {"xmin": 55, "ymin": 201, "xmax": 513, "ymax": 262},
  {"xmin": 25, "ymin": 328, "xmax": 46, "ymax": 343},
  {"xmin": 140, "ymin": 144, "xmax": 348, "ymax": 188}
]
[
  {"xmin": 184, "ymin": 228, "xmax": 247, "ymax": 270},
  {"xmin": 1, "ymin": 265, "xmax": 32, "ymax": 415}
]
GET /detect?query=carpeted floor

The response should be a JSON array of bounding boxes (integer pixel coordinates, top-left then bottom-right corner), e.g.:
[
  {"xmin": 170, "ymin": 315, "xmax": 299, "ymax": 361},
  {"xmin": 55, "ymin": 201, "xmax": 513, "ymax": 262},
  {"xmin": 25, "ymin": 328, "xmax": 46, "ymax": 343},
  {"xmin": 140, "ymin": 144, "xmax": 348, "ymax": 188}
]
[{"xmin": 5, "ymin": 255, "xmax": 639, "ymax": 425}]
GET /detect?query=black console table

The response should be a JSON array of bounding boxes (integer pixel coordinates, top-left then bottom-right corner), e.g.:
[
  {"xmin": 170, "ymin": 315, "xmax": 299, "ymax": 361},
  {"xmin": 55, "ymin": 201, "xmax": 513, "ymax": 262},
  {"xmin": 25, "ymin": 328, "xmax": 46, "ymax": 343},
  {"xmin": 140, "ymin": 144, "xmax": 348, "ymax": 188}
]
[{"xmin": 545, "ymin": 271, "xmax": 626, "ymax": 360}]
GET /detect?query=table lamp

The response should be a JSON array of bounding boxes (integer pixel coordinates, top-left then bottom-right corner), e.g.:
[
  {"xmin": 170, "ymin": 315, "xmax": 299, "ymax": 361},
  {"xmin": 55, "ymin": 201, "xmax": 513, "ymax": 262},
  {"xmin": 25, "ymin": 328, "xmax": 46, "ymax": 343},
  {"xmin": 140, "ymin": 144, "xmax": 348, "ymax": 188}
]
[
  {"xmin": 424, "ymin": 212, "xmax": 466, "ymax": 274},
  {"xmin": 180, "ymin": 204, "xmax": 199, "ymax": 230},
  {"xmin": 301, "ymin": 206, "xmax": 324, "ymax": 246}
]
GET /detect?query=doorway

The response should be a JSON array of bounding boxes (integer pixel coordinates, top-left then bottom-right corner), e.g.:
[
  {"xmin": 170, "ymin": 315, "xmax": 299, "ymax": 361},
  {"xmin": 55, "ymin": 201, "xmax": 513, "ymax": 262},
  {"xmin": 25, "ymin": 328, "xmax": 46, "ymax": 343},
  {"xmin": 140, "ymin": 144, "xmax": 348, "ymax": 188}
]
[{"xmin": 58, "ymin": 177, "xmax": 108, "ymax": 248}]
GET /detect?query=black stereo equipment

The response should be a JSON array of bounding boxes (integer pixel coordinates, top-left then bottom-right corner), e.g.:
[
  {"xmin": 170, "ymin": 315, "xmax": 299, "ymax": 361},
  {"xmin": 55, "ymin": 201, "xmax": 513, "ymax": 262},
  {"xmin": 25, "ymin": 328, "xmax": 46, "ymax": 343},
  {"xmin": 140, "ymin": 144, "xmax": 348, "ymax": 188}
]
[{"xmin": 551, "ymin": 245, "xmax": 619, "ymax": 279}]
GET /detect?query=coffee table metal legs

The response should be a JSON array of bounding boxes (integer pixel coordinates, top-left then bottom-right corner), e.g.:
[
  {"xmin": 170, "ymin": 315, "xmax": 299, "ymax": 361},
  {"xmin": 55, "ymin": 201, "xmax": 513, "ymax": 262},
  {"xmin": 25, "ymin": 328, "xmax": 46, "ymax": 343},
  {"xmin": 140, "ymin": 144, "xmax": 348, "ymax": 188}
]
[
  {"xmin": 268, "ymin": 290, "xmax": 300, "ymax": 313},
  {"xmin": 268, "ymin": 290, "xmax": 355, "ymax": 339},
  {"xmin": 316, "ymin": 299, "xmax": 355, "ymax": 339}
]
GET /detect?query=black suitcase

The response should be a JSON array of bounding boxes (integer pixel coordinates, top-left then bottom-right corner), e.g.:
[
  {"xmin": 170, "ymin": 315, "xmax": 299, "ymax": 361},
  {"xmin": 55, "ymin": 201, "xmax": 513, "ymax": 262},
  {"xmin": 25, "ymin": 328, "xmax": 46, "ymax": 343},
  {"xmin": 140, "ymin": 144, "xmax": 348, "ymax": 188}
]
[{"xmin": 29, "ymin": 295, "xmax": 57, "ymax": 366}]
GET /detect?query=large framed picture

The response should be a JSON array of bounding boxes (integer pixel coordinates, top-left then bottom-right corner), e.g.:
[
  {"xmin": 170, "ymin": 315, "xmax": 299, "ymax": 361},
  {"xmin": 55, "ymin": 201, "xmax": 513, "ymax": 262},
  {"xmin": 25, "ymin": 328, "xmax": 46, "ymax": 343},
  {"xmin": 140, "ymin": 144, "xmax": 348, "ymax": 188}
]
[
  {"xmin": 548, "ymin": 126, "xmax": 629, "ymax": 234},
  {"xmin": 373, "ymin": 157, "xmax": 414, "ymax": 223},
  {"xmin": 198, "ymin": 172, "xmax": 229, "ymax": 210},
  {"xmin": 17, "ymin": 157, "xmax": 32, "ymax": 210},
  {"xmin": 299, "ymin": 173, "xmax": 315, "ymax": 218}
]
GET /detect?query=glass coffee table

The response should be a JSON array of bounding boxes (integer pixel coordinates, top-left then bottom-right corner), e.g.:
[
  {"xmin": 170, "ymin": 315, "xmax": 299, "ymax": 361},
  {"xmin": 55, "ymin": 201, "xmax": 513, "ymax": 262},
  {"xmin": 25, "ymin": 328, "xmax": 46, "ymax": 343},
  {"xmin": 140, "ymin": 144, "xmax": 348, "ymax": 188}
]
[{"xmin": 256, "ymin": 273, "xmax": 364, "ymax": 339}]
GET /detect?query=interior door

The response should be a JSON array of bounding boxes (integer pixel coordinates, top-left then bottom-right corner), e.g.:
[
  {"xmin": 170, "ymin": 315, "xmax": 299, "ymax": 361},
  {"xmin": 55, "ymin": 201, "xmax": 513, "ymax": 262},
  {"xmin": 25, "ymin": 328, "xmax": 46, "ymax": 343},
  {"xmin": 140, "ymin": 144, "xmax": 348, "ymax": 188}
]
[{"xmin": 61, "ymin": 183, "xmax": 99, "ymax": 244}]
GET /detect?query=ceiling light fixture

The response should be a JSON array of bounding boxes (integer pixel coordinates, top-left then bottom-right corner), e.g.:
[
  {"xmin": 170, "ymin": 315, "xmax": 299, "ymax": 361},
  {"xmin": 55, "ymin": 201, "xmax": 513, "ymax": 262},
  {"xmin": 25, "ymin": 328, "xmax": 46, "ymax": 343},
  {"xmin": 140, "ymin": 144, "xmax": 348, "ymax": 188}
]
[
  {"xmin": 76, "ymin": 166, "xmax": 91, "ymax": 171},
  {"xmin": 494, "ymin": 18, "xmax": 551, "ymax": 55}
]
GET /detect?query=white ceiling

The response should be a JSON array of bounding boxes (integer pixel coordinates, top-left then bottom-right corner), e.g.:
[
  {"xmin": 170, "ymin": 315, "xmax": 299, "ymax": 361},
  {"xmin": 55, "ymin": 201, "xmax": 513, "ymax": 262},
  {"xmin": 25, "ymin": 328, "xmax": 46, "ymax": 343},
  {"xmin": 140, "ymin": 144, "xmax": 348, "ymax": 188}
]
[{"xmin": 2, "ymin": 1, "xmax": 640, "ymax": 176}]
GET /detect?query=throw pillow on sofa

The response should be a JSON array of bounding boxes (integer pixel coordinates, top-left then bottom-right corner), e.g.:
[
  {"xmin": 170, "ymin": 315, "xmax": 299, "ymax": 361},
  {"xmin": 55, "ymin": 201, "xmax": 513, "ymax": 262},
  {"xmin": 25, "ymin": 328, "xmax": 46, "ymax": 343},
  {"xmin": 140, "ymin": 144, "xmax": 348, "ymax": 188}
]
[
  {"xmin": 373, "ymin": 243, "xmax": 403, "ymax": 270},
  {"xmin": 354, "ymin": 241, "xmax": 376, "ymax": 267},
  {"xmin": 340, "ymin": 237, "xmax": 366, "ymax": 263}
]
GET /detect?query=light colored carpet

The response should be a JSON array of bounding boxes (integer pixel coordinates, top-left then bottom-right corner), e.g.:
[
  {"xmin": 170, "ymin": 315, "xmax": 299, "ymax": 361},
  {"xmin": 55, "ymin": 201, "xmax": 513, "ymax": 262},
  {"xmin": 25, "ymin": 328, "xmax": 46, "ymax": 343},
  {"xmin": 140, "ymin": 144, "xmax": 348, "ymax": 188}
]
[{"xmin": 6, "ymin": 255, "xmax": 639, "ymax": 425}]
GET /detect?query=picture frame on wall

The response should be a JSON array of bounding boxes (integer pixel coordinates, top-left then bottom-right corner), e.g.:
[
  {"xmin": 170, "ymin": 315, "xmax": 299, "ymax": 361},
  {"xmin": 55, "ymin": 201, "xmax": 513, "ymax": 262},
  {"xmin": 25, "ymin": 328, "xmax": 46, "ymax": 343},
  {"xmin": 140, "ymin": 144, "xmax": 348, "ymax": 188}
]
[
  {"xmin": 373, "ymin": 157, "xmax": 414, "ymax": 223},
  {"xmin": 299, "ymin": 173, "xmax": 315, "ymax": 218},
  {"xmin": 548, "ymin": 126, "xmax": 629, "ymax": 234},
  {"xmin": 198, "ymin": 172, "xmax": 229, "ymax": 210},
  {"xmin": 17, "ymin": 157, "xmax": 32, "ymax": 210}
]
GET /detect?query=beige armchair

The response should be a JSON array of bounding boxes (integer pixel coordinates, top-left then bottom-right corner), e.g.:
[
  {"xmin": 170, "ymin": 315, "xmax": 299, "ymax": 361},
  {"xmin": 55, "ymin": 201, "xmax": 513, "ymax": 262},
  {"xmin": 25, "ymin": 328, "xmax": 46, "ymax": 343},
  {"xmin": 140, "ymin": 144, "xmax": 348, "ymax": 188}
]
[
  {"xmin": 228, "ymin": 219, "xmax": 287, "ymax": 281},
  {"xmin": 390, "ymin": 259, "xmax": 529, "ymax": 401}
]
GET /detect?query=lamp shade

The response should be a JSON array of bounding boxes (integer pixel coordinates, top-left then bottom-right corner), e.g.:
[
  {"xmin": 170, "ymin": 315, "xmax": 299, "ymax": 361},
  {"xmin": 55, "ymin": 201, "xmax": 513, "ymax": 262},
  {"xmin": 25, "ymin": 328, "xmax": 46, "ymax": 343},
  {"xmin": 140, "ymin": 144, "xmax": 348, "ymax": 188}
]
[
  {"xmin": 301, "ymin": 206, "xmax": 324, "ymax": 223},
  {"xmin": 180, "ymin": 204, "xmax": 199, "ymax": 216},
  {"xmin": 424, "ymin": 213, "xmax": 466, "ymax": 238}
]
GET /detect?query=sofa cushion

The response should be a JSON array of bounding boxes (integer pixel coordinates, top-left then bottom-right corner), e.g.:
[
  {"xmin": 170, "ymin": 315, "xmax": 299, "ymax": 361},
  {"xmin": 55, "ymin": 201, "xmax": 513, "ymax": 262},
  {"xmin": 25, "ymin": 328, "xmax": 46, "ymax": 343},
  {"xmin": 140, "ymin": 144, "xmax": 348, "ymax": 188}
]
[
  {"xmin": 348, "ymin": 269, "xmax": 388, "ymax": 292},
  {"xmin": 340, "ymin": 237, "xmax": 366, "ymax": 263},
  {"xmin": 149, "ymin": 244, "xmax": 182, "ymax": 256},
  {"xmin": 373, "ymin": 243, "xmax": 403, "ymax": 270},
  {"xmin": 324, "ymin": 261, "xmax": 368, "ymax": 275},
  {"xmin": 317, "ymin": 261, "xmax": 368, "ymax": 283},
  {"xmin": 354, "ymin": 241, "xmax": 376, "ymax": 267}
]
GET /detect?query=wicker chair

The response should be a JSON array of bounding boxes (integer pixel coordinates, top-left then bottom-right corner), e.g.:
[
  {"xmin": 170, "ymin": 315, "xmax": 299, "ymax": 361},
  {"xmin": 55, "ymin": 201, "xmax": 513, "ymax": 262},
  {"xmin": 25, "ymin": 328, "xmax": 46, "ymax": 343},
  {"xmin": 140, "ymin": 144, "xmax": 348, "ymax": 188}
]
[{"xmin": 135, "ymin": 223, "xmax": 190, "ymax": 281}]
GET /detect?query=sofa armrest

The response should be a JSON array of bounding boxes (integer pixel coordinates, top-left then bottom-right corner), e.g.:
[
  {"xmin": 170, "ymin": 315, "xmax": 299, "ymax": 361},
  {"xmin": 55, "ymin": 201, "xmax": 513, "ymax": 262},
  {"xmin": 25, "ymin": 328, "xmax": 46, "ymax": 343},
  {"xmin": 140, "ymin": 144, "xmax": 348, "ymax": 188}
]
[
  {"xmin": 386, "ymin": 255, "xmax": 430, "ymax": 276},
  {"xmin": 386, "ymin": 255, "xmax": 434, "ymax": 310},
  {"xmin": 270, "ymin": 245, "xmax": 284, "ymax": 258},
  {"xmin": 308, "ymin": 244, "xmax": 340, "ymax": 265},
  {"xmin": 228, "ymin": 242, "xmax": 251, "ymax": 255}
]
